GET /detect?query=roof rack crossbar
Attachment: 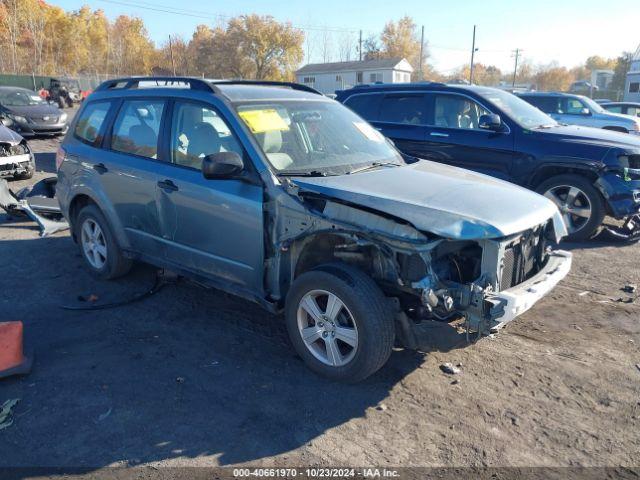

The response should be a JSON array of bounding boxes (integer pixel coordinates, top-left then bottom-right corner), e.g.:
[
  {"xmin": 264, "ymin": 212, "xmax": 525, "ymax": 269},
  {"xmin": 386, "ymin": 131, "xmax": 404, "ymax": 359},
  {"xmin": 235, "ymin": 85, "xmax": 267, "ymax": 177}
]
[
  {"xmin": 94, "ymin": 76, "xmax": 220, "ymax": 93},
  {"xmin": 210, "ymin": 79, "xmax": 322, "ymax": 95}
]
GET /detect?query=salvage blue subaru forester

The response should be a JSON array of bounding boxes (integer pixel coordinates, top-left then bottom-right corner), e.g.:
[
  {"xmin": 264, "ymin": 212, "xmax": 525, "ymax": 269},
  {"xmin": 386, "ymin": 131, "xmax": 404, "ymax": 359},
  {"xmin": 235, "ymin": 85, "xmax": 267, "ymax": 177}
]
[{"xmin": 56, "ymin": 77, "xmax": 571, "ymax": 381}]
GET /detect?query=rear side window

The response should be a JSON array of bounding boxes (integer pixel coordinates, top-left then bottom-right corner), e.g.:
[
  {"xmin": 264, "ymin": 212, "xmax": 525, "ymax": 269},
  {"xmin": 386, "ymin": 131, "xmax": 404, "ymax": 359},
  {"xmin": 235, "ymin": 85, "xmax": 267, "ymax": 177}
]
[
  {"xmin": 605, "ymin": 105, "xmax": 623, "ymax": 113},
  {"xmin": 344, "ymin": 94, "xmax": 382, "ymax": 121},
  {"xmin": 111, "ymin": 100, "xmax": 165, "ymax": 159},
  {"xmin": 630, "ymin": 83, "xmax": 639, "ymax": 93},
  {"xmin": 74, "ymin": 101, "xmax": 111, "ymax": 145},
  {"xmin": 379, "ymin": 94, "xmax": 425, "ymax": 124}
]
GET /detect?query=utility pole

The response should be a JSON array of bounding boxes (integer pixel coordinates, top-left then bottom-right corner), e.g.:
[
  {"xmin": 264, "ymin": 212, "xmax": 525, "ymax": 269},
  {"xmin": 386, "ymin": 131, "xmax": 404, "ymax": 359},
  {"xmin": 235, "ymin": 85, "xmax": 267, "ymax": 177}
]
[
  {"xmin": 359, "ymin": 30, "xmax": 363, "ymax": 61},
  {"xmin": 469, "ymin": 25, "xmax": 477, "ymax": 84},
  {"xmin": 419, "ymin": 25, "xmax": 425, "ymax": 80},
  {"xmin": 512, "ymin": 48, "xmax": 522, "ymax": 88},
  {"xmin": 169, "ymin": 35, "xmax": 176, "ymax": 76}
]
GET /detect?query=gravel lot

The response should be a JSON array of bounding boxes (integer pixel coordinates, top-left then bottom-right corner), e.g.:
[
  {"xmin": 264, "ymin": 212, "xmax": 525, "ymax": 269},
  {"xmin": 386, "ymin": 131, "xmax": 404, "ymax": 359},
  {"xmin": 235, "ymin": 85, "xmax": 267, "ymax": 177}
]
[{"xmin": 1, "ymin": 116, "xmax": 639, "ymax": 475}]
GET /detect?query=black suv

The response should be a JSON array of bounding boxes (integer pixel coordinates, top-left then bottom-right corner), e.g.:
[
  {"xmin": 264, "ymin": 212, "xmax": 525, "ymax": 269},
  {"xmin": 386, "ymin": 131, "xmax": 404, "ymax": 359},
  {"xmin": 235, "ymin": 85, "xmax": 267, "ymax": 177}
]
[{"xmin": 336, "ymin": 83, "xmax": 640, "ymax": 241}]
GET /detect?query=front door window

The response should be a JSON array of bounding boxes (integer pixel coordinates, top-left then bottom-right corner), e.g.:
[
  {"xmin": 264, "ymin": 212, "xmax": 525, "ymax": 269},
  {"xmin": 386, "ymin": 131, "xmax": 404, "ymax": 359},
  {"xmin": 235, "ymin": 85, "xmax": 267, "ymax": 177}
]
[{"xmin": 433, "ymin": 95, "xmax": 490, "ymax": 130}]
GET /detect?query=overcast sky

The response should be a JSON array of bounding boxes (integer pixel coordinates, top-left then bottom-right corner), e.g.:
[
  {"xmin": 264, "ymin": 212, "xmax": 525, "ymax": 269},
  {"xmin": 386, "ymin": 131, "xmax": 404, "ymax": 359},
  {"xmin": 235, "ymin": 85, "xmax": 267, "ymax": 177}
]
[{"xmin": 51, "ymin": 0, "xmax": 640, "ymax": 73}]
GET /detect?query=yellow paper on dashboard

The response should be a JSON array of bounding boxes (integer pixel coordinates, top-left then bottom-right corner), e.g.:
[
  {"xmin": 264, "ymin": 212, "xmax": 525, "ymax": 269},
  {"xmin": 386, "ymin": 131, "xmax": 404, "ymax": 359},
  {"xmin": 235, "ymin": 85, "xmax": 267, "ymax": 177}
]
[{"xmin": 238, "ymin": 109, "xmax": 290, "ymax": 134}]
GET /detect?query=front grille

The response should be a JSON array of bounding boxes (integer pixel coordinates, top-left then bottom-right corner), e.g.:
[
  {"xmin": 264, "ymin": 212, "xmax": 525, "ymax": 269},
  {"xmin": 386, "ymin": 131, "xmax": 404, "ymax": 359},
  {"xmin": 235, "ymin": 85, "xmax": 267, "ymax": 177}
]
[
  {"xmin": 30, "ymin": 116, "xmax": 59, "ymax": 125},
  {"xmin": 500, "ymin": 228, "xmax": 546, "ymax": 290}
]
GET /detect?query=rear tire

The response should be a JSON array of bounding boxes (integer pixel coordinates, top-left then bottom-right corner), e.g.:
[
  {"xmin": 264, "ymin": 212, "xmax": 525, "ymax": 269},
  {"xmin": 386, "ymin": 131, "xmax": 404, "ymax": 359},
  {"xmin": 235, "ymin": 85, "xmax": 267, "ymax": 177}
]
[
  {"xmin": 75, "ymin": 204, "xmax": 132, "ymax": 280},
  {"xmin": 285, "ymin": 263, "xmax": 395, "ymax": 382},
  {"xmin": 536, "ymin": 174, "xmax": 605, "ymax": 241}
]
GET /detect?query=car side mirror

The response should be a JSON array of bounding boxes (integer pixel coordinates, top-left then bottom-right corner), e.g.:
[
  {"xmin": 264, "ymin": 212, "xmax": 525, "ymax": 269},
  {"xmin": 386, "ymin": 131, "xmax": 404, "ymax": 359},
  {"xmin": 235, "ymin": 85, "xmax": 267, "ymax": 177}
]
[
  {"xmin": 202, "ymin": 151, "xmax": 244, "ymax": 179},
  {"xmin": 580, "ymin": 107, "xmax": 591, "ymax": 115},
  {"xmin": 479, "ymin": 113, "xmax": 502, "ymax": 131}
]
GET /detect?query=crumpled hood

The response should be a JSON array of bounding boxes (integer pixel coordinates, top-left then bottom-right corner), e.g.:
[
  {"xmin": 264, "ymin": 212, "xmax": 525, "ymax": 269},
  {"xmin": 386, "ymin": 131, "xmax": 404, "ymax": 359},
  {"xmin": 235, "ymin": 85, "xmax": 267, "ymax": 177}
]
[
  {"xmin": 0, "ymin": 124, "xmax": 24, "ymax": 145},
  {"xmin": 292, "ymin": 160, "xmax": 566, "ymax": 240}
]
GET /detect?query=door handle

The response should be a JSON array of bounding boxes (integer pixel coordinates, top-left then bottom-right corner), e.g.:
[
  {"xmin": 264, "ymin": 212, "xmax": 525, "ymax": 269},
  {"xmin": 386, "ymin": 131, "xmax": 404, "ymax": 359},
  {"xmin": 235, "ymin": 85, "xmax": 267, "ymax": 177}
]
[
  {"xmin": 157, "ymin": 179, "xmax": 179, "ymax": 192},
  {"xmin": 430, "ymin": 132, "xmax": 449, "ymax": 138},
  {"xmin": 93, "ymin": 163, "xmax": 108, "ymax": 174}
]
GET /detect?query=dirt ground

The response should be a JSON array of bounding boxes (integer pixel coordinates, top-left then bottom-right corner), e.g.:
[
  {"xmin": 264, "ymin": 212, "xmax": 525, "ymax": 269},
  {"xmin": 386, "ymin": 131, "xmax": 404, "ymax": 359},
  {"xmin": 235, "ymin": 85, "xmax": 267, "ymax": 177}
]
[{"xmin": 1, "ymin": 114, "xmax": 639, "ymax": 476}]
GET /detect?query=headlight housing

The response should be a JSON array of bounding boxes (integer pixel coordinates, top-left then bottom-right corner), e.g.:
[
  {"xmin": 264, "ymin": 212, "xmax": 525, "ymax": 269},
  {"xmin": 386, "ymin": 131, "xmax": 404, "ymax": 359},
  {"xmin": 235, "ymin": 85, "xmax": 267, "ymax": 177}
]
[
  {"xmin": 9, "ymin": 114, "xmax": 28, "ymax": 124},
  {"xmin": 60, "ymin": 112, "xmax": 68, "ymax": 123}
]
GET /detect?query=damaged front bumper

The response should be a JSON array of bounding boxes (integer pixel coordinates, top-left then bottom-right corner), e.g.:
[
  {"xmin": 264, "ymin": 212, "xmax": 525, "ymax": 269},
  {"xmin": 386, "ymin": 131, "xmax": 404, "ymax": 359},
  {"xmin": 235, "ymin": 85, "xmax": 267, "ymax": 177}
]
[
  {"xmin": 596, "ymin": 172, "xmax": 640, "ymax": 218},
  {"xmin": 484, "ymin": 249, "xmax": 572, "ymax": 331},
  {"xmin": 0, "ymin": 152, "xmax": 34, "ymax": 178}
]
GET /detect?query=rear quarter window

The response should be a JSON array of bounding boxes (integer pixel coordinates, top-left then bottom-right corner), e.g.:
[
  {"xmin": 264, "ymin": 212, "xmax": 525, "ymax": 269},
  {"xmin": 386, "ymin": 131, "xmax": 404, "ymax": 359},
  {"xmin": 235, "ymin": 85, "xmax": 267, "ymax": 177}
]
[
  {"xmin": 344, "ymin": 94, "xmax": 382, "ymax": 121},
  {"xmin": 74, "ymin": 101, "xmax": 112, "ymax": 145}
]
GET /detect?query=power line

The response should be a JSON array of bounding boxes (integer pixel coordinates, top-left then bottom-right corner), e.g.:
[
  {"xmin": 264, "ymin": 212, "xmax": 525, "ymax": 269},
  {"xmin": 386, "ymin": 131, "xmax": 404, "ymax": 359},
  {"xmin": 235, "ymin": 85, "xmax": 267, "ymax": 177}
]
[
  {"xmin": 97, "ymin": 0, "xmax": 518, "ymax": 63},
  {"xmin": 99, "ymin": 0, "xmax": 360, "ymax": 33}
]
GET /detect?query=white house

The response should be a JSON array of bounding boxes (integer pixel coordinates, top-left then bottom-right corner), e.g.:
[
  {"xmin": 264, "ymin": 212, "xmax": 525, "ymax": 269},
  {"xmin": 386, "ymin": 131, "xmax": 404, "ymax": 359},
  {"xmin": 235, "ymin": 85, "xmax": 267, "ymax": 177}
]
[
  {"xmin": 295, "ymin": 58, "xmax": 414, "ymax": 95},
  {"xmin": 625, "ymin": 43, "xmax": 640, "ymax": 102}
]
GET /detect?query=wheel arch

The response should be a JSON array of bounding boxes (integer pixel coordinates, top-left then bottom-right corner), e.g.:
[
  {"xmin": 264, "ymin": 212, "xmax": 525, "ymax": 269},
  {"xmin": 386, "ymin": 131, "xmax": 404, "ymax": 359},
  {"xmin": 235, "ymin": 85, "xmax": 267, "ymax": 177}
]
[
  {"xmin": 284, "ymin": 230, "xmax": 396, "ymax": 299},
  {"xmin": 68, "ymin": 190, "xmax": 131, "ymax": 250},
  {"xmin": 527, "ymin": 161, "xmax": 602, "ymax": 190}
]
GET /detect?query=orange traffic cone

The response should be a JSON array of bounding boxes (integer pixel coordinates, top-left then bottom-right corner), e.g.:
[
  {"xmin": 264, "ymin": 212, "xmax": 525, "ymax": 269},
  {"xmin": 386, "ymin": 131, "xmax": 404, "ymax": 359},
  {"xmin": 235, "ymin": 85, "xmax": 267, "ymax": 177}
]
[{"xmin": 0, "ymin": 322, "xmax": 32, "ymax": 379}]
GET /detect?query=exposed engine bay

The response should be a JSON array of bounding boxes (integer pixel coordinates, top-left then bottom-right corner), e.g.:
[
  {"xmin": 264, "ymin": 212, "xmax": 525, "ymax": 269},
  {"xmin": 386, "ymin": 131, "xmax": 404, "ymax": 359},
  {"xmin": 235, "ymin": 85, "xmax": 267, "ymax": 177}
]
[{"xmin": 264, "ymin": 179, "xmax": 571, "ymax": 348}]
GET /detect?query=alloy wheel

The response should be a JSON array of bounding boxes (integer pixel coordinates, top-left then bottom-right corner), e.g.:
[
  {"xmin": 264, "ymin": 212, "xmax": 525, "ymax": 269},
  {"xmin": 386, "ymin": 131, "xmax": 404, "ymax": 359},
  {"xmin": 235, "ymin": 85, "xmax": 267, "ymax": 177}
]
[
  {"xmin": 544, "ymin": 185, "xmax": 592, "ymax": 235},
  {"xmin": 80, "ymin": 218, "xmax": 108, "ymax": 269},
  {"xmin": 296, "ymin": 289, "xmax": 358, "ymax": 367}
]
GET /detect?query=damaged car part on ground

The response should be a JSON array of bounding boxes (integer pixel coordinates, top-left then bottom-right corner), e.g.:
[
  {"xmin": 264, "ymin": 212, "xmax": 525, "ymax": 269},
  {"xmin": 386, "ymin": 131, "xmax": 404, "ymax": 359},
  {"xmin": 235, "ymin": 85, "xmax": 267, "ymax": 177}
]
[
  {"xmin": 0, "ymin": 177, "xmax": 69, "ymax": 237},
  {"xmin": 0, "ymin": 124, "xmax": 35, "ymax": 180},
  {"xmin": 55, "ymin": 77, "xmax": 572, "ymax": 382}
]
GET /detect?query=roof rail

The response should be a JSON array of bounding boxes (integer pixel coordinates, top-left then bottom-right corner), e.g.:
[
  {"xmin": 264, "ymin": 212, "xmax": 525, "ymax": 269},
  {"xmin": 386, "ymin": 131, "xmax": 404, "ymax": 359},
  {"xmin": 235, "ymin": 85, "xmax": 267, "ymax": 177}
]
[
  {"xmin": 94, "ymin": 76, "xmax": 219, "ymax": 93},
  {"xmin": 210, "ymin": 79, "xmax": 322, "ymax": 95},
  {"xmin": 351, "ymin": 81, "xmax": 446, "ymax": 90},
  {"xmin": 94, "ymin": 77, "xmax": 324, "ymax": 99}
]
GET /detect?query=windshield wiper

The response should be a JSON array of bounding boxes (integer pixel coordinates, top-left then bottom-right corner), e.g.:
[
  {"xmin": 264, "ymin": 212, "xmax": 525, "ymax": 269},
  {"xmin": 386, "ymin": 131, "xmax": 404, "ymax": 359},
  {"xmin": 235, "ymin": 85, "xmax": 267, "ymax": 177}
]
[
  {"xmin": 278, "ymin": 170, "xmax": 329, "ymax": 177},
  {"xmin": 347, "ymin": 162, "xmax": 400, "ymax": 175}
]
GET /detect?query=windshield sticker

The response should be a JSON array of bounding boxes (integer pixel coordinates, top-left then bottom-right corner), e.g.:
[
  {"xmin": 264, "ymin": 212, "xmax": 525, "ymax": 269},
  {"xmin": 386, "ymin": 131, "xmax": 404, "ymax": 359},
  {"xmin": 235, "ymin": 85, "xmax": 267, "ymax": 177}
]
[
  {"xmin": 353, "ymin": 122, "xmax": 384, "ymax": 142},
  {"xmin": 238, "ymin": 109, "xmax": 290, "ymax": 134}
]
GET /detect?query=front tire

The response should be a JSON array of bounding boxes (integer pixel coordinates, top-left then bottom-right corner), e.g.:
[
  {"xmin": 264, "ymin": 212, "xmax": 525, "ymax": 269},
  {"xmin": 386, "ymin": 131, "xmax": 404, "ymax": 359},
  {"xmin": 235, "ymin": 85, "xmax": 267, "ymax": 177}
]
[
  {"xmin": 75, "ymin": 204, "xmax": 132, "ymax": 280},
  {"xmin": 536, "ymin": 174, "xmax": 605, "ymax": 241},
  {"xmin": 285, "ymin": 263, "xmax": 395, "ymax": 382}
]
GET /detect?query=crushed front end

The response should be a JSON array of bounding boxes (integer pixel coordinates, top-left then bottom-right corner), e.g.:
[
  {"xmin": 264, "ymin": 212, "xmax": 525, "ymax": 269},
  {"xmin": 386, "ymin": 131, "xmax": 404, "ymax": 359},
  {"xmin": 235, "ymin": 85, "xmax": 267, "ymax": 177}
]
[
  {"xmin": 401, "ymin": 221, "xmax": 572, "ymax": 340},
  {"xmin": 0, "ymin": 140, "xmax": 34, "ymax": 179},
  {"xmin": 269, "ymin": 180, "xmax": 572, "ymax": 348}
]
